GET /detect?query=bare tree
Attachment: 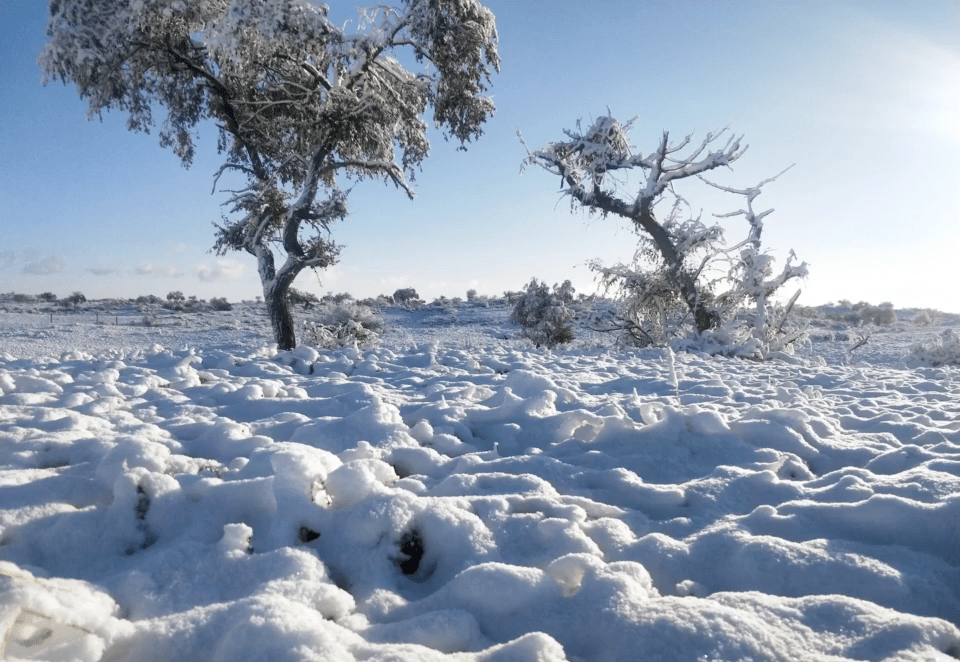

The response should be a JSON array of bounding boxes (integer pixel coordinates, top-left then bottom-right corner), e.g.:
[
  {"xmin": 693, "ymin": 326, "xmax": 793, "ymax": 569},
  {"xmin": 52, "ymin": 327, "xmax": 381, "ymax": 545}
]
[
  {"xmin": 521, "ymin": 114, "xmax": 745, "ymax": 333},
  {"xmin": 40, "ymin": 0, "xmax": 499, "ymax": 349}
]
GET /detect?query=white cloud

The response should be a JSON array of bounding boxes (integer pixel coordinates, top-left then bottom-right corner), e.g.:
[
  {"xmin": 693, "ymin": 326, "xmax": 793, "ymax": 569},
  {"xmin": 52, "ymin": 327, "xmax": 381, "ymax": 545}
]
[
  {"xmin": 22, "ymin": 255, "xmax": 64, "ymax": 275},
  {"xmin": 196, "ymin": 258, "xmax": 245, "ymax": 282},
  {"xmin": 136, "ymin": 263, "xmax": 185, "ymax": 278},
  {"xmin": 87, "ymin": 265, "xmax": 118, "ymax": 276}
]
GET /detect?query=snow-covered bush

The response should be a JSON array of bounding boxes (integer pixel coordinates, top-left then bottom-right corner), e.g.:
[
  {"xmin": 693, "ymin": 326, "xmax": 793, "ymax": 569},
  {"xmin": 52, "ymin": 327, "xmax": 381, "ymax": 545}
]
[
  {"xmin": 913, "ymin": 310, "xmax": 934, "ymax": 326},
  {"xmin": 59, "ymin": 291, "xmax": 87, "ymax": 308},
  {"xmin": 39, "ymin": 292, "xmax": 57, "ymax": 301},
  {"xmin": 430, "ymin": 296, "xmax": 461, "ymax": 313},
  {"xmin": 856, "ymin": 302, "xmax": 897, "ymax": 326},
  {"xmin": 301, "ymin": 300, "xmax": 384, "ymax": 349},
  {"xmin": 358, "ymin": 295, "xmax": 393, "ymax": 309},
  {"xmin": 167, "ymin": 291, "xmax": 185, "ymax": 302},
  {"xmin": 902, "ymin": 329, "xmax": 960, "ymax": 368},
  {"xmin": 510, "ymin": 279, "xmax": 575, "ymax": 348},
  {"xmin": 393, "ymin": 288, "xmax": 423, "ymax": 310},
  {"xmin": 287, "ymin": 288, "xmax": 320, "ymax": 308},
  {"xmin": 209, "ymin": 297, "xmax": 232, "ymax": 312}
]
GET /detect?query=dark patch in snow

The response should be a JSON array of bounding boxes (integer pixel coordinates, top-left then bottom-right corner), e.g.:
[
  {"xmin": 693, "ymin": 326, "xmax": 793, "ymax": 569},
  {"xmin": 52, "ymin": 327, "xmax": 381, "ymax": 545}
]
[
  {"xmin": 397, "ymin": 529, "xmax": 425, "ymax": 576},
  {"xmin": 298, "ymin": 526, "xmax": 320, "ymax": 543}
]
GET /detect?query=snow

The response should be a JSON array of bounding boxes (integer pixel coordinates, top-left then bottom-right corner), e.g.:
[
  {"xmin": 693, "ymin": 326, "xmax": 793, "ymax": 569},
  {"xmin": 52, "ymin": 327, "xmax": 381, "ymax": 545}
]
[{"xmin": 1, "ymin": 299, "xmax": 959, "ymax": 661}]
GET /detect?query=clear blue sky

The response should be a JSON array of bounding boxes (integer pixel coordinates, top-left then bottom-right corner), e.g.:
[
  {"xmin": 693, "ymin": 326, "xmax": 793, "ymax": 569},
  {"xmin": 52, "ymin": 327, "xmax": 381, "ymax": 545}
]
[{"xmin": 1, "ymin": 1, "xmax": 958, "ymax": 311}]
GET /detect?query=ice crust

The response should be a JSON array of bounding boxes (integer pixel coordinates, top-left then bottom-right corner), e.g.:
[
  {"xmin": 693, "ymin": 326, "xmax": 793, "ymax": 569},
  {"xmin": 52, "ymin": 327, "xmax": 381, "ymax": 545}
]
[{"xmin": 1, "ymin": 306, "xmax": 959, "ymax": 661}]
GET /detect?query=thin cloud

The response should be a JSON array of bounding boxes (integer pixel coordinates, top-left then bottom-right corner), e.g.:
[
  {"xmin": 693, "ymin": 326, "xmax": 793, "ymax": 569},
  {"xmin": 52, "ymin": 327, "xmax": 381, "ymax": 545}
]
[
  {"xmin": 196, "ymin": 259, "xmax": 245, "ymax": 282},
  {"xmin": 136, "ymin": 263, "xmax": 185, "ymax": 278},
  {"xmin": 87, "ymin": 266, "xmax": 117, "ymax": 276},
  {"xmin": 22, "ymin": 255, "xmax": 64, "ymax": 275}
]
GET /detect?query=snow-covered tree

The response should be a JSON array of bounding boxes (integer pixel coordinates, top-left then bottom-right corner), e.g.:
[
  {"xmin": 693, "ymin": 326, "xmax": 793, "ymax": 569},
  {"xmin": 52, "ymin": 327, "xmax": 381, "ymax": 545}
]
[
  {"xmin": 523, "ymin": 113, "xmax": 807, "ymax": 357},
  {"xmin": 521, "ymin": 114, "xmax": 745, "ymax": 334},
  {"xmin": 40, "ymin": 0, "xmax": 499, "ymax": 349}
]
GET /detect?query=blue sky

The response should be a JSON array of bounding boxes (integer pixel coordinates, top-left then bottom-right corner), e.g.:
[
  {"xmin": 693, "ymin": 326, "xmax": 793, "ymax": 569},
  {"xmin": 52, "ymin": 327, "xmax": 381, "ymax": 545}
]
[{"xmin": 1, "ymin": 1, "xmax": 958, "ymax": 311}]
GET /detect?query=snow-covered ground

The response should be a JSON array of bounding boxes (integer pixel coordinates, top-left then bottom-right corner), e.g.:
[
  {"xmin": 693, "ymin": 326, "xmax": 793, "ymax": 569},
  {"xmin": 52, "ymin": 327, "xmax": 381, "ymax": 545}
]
[{"xmin": 1, "ymin": 298, "xmax": 959, "ymax": 661}]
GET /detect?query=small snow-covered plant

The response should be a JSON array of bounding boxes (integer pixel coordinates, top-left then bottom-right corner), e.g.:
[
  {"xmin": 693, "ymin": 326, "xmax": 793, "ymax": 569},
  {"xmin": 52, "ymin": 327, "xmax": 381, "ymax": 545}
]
[
  {"xmin": 39, "ymin": 292, "xmax": 57, "ymax": 301},
  {"xmin": 510, "ymin": 279, "xmax": 575, "ymax": 348},
  {"xmin": 902, "ymin": 329, "xmax": 960, "ymax": 368},
  {"xmin": 301, "ymin": 300, "xmax": 384, "ymax": 349},
  {"xmin": 167, "ymin": 291, "xmax": 185, "ymax": 302}
]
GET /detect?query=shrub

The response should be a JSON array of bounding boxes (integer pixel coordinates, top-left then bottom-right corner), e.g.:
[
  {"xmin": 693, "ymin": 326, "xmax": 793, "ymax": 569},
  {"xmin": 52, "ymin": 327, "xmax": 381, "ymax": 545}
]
[
  {"xmin": 321, "ymin": 292, "xmax": 354, "ymax": 305},
  {"xmin": 167, "ymin": 290, "xmax": 185, "ymax": 301},
  {"xmin": 300, "ymin": 300, "xmax": 384, "ymax": 349},
  {"xmin": 510, "ymin": 279, "xmax": 575, "ymax": 348},
  {"xmin": 287, "ymin": 288, "xmax": 320, "ymax": 308},
  {"xmin": 39, "ymin": 292, "xmax": 57, "ymax": 301},
  {"xmin": 913, "ymin": 310, "xmax": 934, "ymax": 326},
  {"xmin": 842, "ymin": 302, "xmax": 898, "ymax": 326},
  {"xmin": 12, "ymin": 293, "xmax": 33, "ymax": 303},
  {"xmin": 359, "ymin": 295, "xmax": 393, "ymax": 309},
  {"xmin": 502, "ymin": 290, "xmax": 524, "ymax": 305},
  {"xmin": 209, "ymin": 297, "xmax": 232, "ymax": 311},
  {"xmin": 136, "ymin": 294, "xmax": 162, "ymax": 305},
  {"xmin": 393, "ymin": 288, "xmax": 423, "ymax": 309},
  {"xmin": 60, "ymin": 291, "xmax": 86, "ymax": 307},
  {"xmin": 902, "ymin": 329, "xmax": 960, "ymax": 368}
]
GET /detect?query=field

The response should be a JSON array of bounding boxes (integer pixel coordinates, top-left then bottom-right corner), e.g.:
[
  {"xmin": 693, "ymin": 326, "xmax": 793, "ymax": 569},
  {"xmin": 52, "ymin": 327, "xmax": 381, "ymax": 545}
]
[{"xmin": 1, "ymin": 296, "xmax": 959, "ymax": 661}]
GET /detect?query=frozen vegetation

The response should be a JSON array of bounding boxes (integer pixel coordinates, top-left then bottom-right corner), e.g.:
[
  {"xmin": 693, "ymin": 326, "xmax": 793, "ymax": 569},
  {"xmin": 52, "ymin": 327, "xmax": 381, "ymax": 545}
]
[{"xmin": 1, "ymin": 295, "xmax": 959, "ymax": 661}]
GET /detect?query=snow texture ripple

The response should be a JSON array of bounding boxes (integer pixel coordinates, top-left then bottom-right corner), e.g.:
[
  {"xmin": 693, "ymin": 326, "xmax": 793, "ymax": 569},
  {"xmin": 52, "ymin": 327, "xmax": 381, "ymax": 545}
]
[{"xmin": 1, "ymin": 303, "xmax": 959, "ymax": 661}]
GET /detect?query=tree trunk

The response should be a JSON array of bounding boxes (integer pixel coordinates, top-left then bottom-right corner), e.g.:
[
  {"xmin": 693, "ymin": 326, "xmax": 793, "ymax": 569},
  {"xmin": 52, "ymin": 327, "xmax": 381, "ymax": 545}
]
[
  {"xmin": 255, "ymin": 245, "xmax": 302, "ymax": 351},
  {"xmin": 635, "ymin": 200, "xmax": 718, "ymax": 334},
  {"xmin": 265, "ymin": 281, "xmax": 297, "ymax": 351}
]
